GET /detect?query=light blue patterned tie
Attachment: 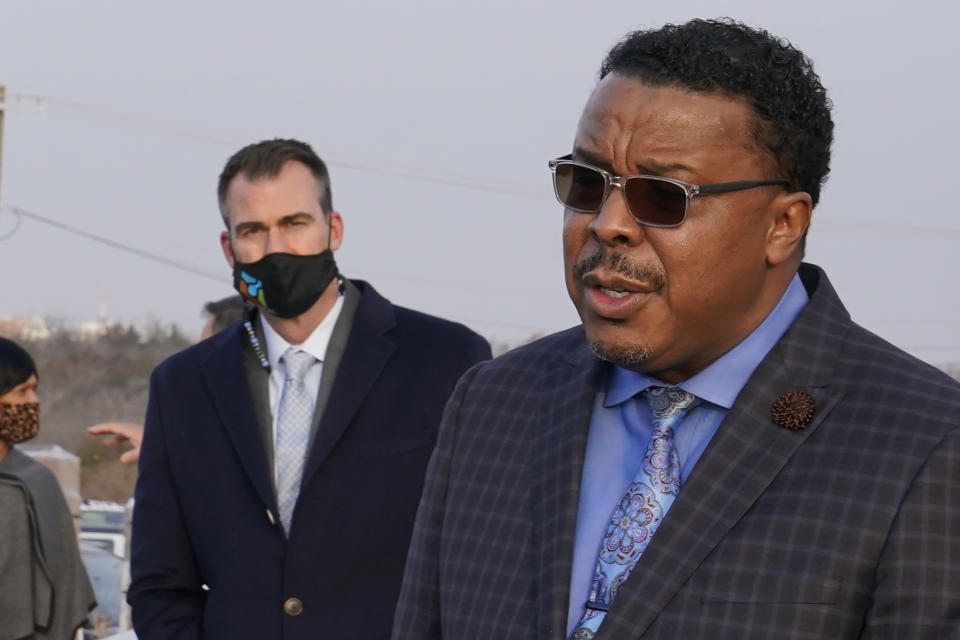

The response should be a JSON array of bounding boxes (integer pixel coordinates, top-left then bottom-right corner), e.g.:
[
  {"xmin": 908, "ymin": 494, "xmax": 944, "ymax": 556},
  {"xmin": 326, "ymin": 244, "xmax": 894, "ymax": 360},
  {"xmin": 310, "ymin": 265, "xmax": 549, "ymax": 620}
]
[
  {"xmin": 571, "ymin": 386, "xmax": 700, "ymax": 640},
  {"xmin": 275, "ymin": 348, "xmax": 317, "ymax": 534}
]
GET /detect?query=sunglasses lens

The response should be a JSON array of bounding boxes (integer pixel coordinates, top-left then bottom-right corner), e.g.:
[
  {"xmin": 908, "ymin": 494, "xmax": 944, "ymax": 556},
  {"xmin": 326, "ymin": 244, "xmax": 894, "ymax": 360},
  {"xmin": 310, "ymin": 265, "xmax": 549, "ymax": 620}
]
[
  {"xmin": 624, "ymin": 177, "xmax": 687, "ymax": 226},
  {"xmin": 553, "ymin": 163, "xmax": 606, "ymax": 211}
]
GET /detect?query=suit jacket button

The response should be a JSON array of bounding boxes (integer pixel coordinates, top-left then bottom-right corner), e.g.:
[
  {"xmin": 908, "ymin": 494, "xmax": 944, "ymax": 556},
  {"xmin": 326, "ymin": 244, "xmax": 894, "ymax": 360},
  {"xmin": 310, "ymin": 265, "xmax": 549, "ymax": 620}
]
[
  {"xmin": 266, "ymin": 509, "xmax": 276, "ymax": 526},
  {"xmin": 284, "ymin": 597, "xmax": 303, "ymax": 616}
]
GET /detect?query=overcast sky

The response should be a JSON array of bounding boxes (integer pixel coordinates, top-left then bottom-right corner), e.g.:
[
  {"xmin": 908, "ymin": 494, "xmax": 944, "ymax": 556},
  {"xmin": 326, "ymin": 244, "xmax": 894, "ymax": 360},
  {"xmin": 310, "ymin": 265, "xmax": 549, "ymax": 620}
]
[{"xmin": 1, "ymin": 0, "xmax": 958, "ymax": 363}]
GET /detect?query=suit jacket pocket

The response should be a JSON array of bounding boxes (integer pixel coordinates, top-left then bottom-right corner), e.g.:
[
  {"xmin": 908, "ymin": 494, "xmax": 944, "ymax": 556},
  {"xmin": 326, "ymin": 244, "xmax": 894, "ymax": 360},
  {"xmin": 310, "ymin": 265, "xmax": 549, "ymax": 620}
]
[{"xmin": 698, "ymin": 569, "xmax": 841, "ymax": 605}]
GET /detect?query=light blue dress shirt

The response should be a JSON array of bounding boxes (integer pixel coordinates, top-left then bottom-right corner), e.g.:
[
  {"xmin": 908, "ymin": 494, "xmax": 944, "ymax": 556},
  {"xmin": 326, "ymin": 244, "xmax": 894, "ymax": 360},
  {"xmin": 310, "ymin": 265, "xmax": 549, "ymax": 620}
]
[{"xmin": 566, "ymin": 274, "xmax": 810, "ymax": 635}]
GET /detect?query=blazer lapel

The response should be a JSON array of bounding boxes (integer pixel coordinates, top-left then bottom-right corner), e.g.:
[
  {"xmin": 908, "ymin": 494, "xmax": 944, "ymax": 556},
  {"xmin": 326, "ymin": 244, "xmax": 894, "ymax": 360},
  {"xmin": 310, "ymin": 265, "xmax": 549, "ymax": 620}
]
[
  {"xmin": 596, "ymin": 264, "xmax": 852, "ymax": 639},
  {"xmin": 200, "ymin": 326, "xmax": 277, "ymax": 513},
  {"xmin": 306, "ymin": 279, "xmax": 361, "ymax": 453},
  {"xmin": 299, "ymin": 282, "xmax": 397, "ymax": 487},
  {"xmin": 531, "ymin": 332, "xmax": 603, "ymax": 640}
]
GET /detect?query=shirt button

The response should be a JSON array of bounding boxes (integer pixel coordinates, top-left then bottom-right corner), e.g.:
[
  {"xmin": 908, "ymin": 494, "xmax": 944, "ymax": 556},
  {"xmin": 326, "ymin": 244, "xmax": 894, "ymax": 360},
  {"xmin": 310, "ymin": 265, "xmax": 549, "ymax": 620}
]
[{"xmin": 284, "ymin": 597, "xmax": 303, "ymax": 617}]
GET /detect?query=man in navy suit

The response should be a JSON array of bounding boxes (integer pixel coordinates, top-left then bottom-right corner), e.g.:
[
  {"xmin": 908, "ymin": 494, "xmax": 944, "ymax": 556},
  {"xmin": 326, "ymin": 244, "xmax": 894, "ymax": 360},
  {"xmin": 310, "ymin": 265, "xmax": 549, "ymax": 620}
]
[
  {"xmin": 394, "ymin": 19, "xmax": 960, "ymax": 640},
  {"xmin": 128, "ymin": 138, "xmax": 491, "ymax": 639}
]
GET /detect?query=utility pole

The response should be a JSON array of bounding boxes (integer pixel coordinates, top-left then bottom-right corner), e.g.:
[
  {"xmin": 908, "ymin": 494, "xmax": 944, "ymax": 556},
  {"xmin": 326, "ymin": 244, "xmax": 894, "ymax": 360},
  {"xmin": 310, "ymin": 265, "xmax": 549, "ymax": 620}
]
[{"xmin": 0, "ymin": 85, "xmax": 5, "ymax": 208}]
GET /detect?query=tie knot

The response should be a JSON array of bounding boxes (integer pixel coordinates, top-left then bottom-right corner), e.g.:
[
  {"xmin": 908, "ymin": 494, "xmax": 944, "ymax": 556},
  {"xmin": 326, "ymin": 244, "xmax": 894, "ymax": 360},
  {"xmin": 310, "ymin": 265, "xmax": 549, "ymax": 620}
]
[
  {"xmin": 644, "ymin": 386, "xmax": 700, "ymax": 423},
  {"xmin": 281, "ymin": 348, "xmax": 316, "ymax": 382}
]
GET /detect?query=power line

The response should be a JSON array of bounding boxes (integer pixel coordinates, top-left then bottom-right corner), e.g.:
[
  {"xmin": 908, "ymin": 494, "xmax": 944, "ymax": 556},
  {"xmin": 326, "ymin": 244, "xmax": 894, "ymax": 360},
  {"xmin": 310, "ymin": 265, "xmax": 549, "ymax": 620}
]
[
  {"xmin": 2, "ymin": 205, "xmax": 228, "ymax": 283},
  {"xmin": 2, "ymin": 92, "xmax": 547, "ymax": 201},
  {"xmin": 5, "ymin": 207, "xmax": 960, "ymax": 342},
  {"xmin": 7, "ymin": 93, "xmax": 960, "ymax": 240},
  {"xmin": 0, "ymin": 205, "xmax": 556, "ymax": 334},
  {"xmin": 0, "ymin": 208, "xmax": 20, "ymax": 240}
]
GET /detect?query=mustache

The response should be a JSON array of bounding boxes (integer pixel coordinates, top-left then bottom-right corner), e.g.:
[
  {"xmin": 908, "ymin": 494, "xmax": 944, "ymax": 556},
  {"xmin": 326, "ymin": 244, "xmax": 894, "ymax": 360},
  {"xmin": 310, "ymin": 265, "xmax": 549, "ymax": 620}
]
[{"xmin": 572, "ymin": 248, "xmax": 666, "ymax": 289}]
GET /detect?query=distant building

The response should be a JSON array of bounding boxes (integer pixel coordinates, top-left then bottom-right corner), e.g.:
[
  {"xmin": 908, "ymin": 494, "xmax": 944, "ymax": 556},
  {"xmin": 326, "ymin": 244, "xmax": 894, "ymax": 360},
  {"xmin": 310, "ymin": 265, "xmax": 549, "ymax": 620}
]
[
  {"xmin": 77, "ymin": 320, "xmax": 111, "ymax": 341},
  {"xmin": 0, "ymin": 315, "xmax": 52, "ymax": 340},
  {"xmin": 0, "ymin": 314, "xmax": 131, "ymax": 342}
]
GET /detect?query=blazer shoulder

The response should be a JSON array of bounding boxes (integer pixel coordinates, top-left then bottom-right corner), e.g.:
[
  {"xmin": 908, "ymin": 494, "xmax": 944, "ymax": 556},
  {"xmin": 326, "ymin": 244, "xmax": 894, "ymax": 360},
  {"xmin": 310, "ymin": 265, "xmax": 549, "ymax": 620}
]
[
  {"xmin": 350, "ymin": 278, "xmax": 488, "ymax": 352},
  {"xmin": 470, "ymin": 325, "xmax": 588, "ymax": 378},
  {"xmin": 797, "ymin": 264, "xmax": 960, "ymax": 402},
  {"xmin": 831, "ymin": 321, "xmax": 960, "ymax": 440},
  {"xmin": 392, "ymin": 305, "xmax": 487, "ymax": 346},
  {"xmin": 151, "ymin": 322, "xmax": 243, "ymax": 379},
  {"xmin": 840, "ymin": 321, "xmax": 960, "ymax": 396},
  {"xmin": 388, "ymin": 303, "xmax": 471, "ymax": 334}
]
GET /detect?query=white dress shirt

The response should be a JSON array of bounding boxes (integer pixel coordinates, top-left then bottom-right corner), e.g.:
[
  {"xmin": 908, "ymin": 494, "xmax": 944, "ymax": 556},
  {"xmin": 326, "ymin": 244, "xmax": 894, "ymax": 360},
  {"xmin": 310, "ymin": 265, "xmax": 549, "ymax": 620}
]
[{"xmin": 260, "ymin": 293, "xmax": 345, "ymax": 483}]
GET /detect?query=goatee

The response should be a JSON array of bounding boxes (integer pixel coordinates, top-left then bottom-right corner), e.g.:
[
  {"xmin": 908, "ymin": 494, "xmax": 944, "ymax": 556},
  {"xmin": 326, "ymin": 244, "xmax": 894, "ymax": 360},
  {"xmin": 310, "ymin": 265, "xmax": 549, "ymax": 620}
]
[{"xmin": 588, "ymin": 341, "xmax": 651, "ymax": 368}]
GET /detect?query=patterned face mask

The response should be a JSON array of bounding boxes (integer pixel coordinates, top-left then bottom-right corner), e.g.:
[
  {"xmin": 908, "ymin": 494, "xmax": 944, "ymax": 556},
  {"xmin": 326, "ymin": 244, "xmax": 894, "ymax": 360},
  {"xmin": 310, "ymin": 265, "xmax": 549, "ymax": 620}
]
[{"xmin": 0, "ymin": 402, "xmax": 40, "ymax": 445}]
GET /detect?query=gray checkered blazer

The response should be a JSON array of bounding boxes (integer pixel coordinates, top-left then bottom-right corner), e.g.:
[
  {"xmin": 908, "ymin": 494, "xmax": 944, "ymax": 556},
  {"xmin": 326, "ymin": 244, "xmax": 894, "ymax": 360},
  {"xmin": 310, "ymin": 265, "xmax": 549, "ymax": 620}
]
[{"xmin": 393, "ymin": 263, "xmax": 960, "ymax": 639}]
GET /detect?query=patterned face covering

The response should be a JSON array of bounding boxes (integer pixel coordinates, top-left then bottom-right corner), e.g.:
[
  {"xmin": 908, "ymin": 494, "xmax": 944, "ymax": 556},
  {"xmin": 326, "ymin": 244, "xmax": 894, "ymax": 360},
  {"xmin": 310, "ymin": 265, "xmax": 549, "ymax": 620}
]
[{"xmin": 0, "ymin": 402, "xmax": 40, "ymax": 445}]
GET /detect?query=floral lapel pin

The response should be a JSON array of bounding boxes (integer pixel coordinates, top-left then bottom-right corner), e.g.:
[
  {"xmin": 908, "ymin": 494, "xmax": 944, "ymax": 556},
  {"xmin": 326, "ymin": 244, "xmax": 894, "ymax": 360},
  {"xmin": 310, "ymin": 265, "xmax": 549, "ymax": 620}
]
[{"xmin": 770, "ymin": 391, "xmax": 816, "ymax": 430}]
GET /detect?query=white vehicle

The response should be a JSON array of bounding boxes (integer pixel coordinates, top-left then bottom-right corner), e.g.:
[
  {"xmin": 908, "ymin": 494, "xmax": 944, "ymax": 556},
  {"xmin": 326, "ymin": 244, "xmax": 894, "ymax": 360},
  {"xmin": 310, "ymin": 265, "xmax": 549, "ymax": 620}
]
[{"xmin": 79, "ymin": 499, "xmax": 133, "ymax": 636}]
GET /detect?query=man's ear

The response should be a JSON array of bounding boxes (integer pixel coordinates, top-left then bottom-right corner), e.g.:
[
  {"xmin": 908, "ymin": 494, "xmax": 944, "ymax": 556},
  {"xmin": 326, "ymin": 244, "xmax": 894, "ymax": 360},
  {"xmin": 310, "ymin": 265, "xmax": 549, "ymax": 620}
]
[
  {"xmin": 328, "ymin": 211, "xmax": 344, "ymax": 252},
  {"xmin": 765, "ymin": 191, "xmax": 812, "ymax": 266},
  {"xmin": 220, "ymin": 230, "xmax": 235, "ymax": 267}
]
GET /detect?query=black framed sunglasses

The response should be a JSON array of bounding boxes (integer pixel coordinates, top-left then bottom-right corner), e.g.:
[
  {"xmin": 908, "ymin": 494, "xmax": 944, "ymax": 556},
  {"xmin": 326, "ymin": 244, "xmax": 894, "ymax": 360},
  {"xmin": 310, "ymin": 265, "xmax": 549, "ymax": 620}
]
[{"xmin": 548, "ymin": 154, "xmax": 791, "ymax": 228}]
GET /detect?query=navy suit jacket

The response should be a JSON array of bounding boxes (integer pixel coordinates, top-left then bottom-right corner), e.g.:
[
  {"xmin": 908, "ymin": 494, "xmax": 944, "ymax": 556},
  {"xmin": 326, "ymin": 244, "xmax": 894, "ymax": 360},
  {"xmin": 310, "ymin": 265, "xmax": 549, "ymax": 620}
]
[
  {"xmin": 394, "ymin": 264, "xmax": 960, "ymax": 639},
  {"xmin": 129, "ymin": 281, "xmax": 491, "ymax": 640}
]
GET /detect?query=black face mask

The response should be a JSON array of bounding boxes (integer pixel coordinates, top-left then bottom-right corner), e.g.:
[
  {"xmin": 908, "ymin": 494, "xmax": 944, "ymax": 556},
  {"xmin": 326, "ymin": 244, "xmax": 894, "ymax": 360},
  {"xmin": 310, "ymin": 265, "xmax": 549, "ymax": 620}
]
[{"xmin": 233, "ymin": 250, "xmax": 339, "ymax": 319}]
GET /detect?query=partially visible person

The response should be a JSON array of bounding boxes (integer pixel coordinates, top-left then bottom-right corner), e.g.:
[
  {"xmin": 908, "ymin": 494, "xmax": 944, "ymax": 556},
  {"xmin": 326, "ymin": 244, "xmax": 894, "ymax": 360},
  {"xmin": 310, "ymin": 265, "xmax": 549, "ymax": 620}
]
[
  {"xmin": 86, "ymin": 294, "xmax": 248, "ymax": 465},
  {"xmin": 394, "ymin": 19, "xmax": 960, "ymax": 640},
  {"xmin": 85, "ymin": 422, "xmax": 143, "ymax": 465},
  {"xmin": 199, "ymin": 294, "xmax": 246, "ymax": 342},
  {"xmin": 0, "ymin": 336, "xmax": 96, "ymax": 639},
  {"xmin": 128, "ymin": 139, "xmax": 491, "ymax": 639}
]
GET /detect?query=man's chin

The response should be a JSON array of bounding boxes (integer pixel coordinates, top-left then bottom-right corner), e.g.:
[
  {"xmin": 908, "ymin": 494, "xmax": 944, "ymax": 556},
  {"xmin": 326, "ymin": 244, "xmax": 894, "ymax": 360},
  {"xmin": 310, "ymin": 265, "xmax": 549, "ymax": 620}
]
[{"xmin": 587, "ymin": 338, "xmax": 651, "ymax": 369}]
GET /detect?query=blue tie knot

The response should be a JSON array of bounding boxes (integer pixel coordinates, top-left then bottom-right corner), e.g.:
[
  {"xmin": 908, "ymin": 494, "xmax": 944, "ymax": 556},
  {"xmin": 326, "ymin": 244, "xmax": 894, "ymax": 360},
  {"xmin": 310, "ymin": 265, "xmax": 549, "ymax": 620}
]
[
  {"xmin": 281, "ymin": 348, "xmax": 316, "ymax": 383},
  {"xmin": 644, "ymin": 386, "xmax": 700, "ymax": 423}
]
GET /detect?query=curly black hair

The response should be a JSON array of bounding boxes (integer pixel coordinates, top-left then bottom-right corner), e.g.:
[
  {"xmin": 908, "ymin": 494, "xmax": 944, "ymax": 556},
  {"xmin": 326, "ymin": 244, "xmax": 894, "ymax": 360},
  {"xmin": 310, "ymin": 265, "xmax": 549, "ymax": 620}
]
[{"xmin": 600, "ymin": 18, "xmax": 833, "ymax": 206}]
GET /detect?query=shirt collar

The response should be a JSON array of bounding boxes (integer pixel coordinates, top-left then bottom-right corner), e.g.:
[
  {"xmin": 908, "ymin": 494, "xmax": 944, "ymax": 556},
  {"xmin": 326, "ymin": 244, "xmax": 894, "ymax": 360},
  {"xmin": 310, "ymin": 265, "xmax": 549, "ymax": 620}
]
[
  {"xmin": 261, "ymin": 292, "xmax": 345, "ymax": 368},
  {"xmin": 604, "ymin": 273, "xmax": 809, "ymax": 409}
]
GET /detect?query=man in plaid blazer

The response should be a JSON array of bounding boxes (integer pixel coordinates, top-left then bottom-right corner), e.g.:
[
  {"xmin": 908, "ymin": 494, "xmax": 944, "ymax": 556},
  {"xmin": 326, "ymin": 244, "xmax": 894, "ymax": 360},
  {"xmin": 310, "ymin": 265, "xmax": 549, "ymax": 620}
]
[{"xmin": 393, "ymin": 19, "xmax": 960, "ymax": 640}]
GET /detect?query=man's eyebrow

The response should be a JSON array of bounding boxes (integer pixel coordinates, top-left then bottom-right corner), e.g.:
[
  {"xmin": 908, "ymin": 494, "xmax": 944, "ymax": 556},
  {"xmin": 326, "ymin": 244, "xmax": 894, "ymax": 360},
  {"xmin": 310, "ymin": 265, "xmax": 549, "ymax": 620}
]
[
  {"xmin": 233, "ymin": 212, "xmax": 316, "ymax": 234},
  {"xmin": 233, "ymin": 220, "xmax": 267, "ymax": 233},
  {"xmin": 278, "ymin": 212, "xmax": 315, "ymax": 224}
]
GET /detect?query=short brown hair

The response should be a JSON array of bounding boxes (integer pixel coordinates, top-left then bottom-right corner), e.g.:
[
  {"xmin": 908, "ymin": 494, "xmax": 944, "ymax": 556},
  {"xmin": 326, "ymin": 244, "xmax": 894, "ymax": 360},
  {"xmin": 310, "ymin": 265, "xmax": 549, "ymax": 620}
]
[{"xmin": 217, "ymin": 138, "xmax": 333, "ymax": 225}]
